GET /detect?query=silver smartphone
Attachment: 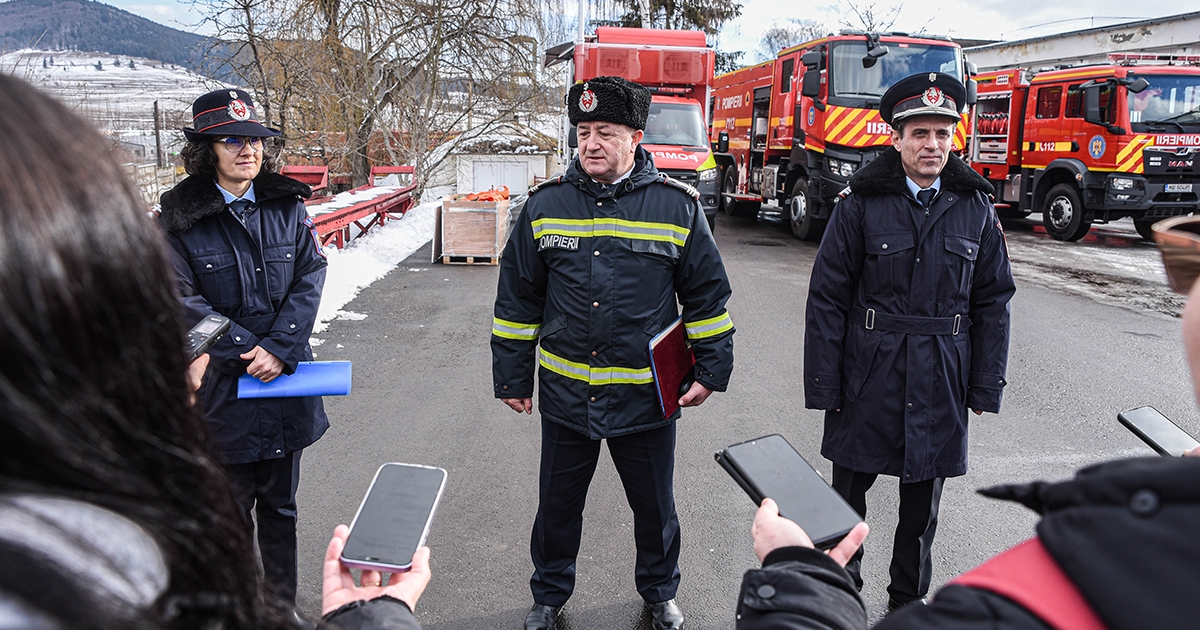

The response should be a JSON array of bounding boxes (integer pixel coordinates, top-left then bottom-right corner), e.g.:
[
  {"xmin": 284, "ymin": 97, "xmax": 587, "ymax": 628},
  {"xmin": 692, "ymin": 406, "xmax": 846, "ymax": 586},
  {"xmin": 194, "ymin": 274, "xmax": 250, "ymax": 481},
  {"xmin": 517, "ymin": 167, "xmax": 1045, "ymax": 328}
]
[
  {"xmin": 340, "ymin": 463, "xmax": 447, "ymax": 572},
  {"xmin": 1118, "ymin": 406, "xmax": 1200, "ymax": 457}
]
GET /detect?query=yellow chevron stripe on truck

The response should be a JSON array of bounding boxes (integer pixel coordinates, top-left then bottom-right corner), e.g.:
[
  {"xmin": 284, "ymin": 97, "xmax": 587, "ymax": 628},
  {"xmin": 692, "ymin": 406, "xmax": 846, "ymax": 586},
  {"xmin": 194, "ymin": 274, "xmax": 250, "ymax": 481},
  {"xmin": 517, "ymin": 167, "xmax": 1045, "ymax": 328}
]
[{"xmin": 1116, "ymin": 135, "xmax": 1154, "ymax": 174}]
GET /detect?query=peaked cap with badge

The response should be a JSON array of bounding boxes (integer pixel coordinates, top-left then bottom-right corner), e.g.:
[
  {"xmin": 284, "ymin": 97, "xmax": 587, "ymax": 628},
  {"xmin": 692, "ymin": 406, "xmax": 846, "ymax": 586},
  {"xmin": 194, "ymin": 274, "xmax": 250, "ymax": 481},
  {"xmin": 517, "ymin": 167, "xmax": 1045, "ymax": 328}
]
[
  {"xmin": 568, "ymin": 76, "xmax": 652, "ymax": 130},
  {"xmin": 182, "ymin": 88, "xmax": 281, "ymax": 142},
  {"xmin": 880, "ymin": 72, "xmax": 966, "ymax": 125}
]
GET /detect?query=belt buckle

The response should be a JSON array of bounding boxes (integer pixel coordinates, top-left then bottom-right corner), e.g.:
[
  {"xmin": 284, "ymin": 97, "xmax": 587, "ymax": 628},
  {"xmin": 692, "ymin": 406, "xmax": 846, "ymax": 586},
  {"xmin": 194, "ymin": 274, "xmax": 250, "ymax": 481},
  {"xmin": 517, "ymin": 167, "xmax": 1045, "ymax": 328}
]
[
  {"xmin": 952, "ymin": 314, "xmax": 961, "ymax": 335},
  {"xmin": 865, "ymin": 308, "xmax": 875, "ymax": 330}
]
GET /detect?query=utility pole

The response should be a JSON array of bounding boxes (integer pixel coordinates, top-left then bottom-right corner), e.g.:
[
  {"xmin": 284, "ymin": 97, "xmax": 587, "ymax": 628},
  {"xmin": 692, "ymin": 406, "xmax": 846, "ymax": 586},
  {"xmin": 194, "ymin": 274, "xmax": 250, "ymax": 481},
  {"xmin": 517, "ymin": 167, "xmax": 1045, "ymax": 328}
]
[
  {"xmin": 638, "ymin": 0, "xmax": 651, "ymax": 27},
  {"xmin": 153, "ymin": 100, "xmax": 164, "ymax": 168},
  {"xmin": 577, "ymin": 0, "xmax": 586, "ymax": 41}
]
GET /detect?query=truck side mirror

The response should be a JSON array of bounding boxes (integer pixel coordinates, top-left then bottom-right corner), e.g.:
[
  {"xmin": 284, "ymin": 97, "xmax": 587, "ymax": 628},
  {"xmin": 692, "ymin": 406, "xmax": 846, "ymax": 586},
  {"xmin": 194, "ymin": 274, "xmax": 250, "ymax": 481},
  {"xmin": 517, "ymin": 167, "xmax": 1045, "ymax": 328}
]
[
  {"xmin": 1083, "ymin": 86, "xmax": 1125, "ymax": 135},
  {"xmin": 1127, "ymin": 77, "xmax": 1150, "ymax": 94},
  {"xmin": 717, "ymin": 132, "xmax": 729, "ymax": 154},
  {"xmin": 801, "ymin": 70, "xmax": 821, "ymax": 97},
  {"xmin": 801, "ymin": 51, "xmax": 821, "ymax": 68},
  {"xmin": 965, "ymin": 78, "xmax": 977, "ymax": 106},
  {"xmin": 568, "ymin": 126, "xmax": 577, "ymax": 149},
  {"xmin": 965, "ymin": 60, "xmax": 978, "ymax": 76}
]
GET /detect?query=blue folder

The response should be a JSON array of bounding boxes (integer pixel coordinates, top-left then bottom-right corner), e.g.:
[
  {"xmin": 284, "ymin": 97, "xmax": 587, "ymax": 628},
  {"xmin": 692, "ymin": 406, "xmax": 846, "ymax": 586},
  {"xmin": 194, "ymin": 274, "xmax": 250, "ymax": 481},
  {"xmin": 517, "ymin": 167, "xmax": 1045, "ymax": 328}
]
[{"xmin": 237, "ymin": 361, "xmax": 352, "ymax": 399}]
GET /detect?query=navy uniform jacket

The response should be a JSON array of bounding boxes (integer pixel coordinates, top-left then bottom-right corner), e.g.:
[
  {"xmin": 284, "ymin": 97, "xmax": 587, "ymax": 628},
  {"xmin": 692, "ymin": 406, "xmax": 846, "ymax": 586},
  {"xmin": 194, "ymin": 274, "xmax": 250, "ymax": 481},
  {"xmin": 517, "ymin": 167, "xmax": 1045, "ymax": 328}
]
[
  {"xmin": 159, "ymin": 172, "xmax": 329, "ymax": 464},
  {"xmin": 803, "ymin": 150, "xmax": 1014, "ymax": 481},
  {"xmin": 492, "ymin": 147, "xmax": 734, "ymax": 439}
]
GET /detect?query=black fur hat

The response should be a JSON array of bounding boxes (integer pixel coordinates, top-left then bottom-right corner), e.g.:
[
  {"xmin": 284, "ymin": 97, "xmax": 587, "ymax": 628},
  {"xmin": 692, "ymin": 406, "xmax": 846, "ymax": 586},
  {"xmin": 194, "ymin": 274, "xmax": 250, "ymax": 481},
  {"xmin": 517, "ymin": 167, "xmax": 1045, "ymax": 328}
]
[{"xmin": 568, "ymin": 76, "xmax": 651, "ymax": 130}]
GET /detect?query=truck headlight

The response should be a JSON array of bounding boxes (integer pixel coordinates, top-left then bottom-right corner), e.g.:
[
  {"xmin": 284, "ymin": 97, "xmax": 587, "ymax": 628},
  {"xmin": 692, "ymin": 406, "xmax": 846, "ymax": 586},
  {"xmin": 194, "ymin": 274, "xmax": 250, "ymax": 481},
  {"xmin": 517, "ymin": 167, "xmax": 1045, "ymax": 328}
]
[
  {"xmin": 698, "ymin": 167, "xmax": 718, "ymax": 182},
  {"xmin": 1110, "ymin": 177, "xmax": 1135, "ymax": 191},
  {"xmin": 828, "ymin": 158, "xmax": 857, "ymax": 178}
]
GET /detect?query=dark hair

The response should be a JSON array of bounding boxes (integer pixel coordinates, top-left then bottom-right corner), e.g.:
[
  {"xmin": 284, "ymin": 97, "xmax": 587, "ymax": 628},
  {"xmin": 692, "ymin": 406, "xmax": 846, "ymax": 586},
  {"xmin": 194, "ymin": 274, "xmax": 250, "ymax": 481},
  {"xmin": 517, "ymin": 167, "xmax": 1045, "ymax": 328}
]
[
  {"xmin": 0, "ymin": 75, "xmax": 287, "ymax": 629},
  {"xmin": 181, "ymin": 137, "xmax": 279, "ymax": 177}
]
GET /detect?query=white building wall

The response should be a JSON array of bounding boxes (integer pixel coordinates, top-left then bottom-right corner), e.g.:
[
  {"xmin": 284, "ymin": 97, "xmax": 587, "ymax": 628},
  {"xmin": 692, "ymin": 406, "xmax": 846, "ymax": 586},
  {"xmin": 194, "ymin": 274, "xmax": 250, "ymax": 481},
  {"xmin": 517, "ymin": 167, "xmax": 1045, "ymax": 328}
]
[{"xmin": 966, "ymin": 12, "xmax": 1200, "ymax": 71}]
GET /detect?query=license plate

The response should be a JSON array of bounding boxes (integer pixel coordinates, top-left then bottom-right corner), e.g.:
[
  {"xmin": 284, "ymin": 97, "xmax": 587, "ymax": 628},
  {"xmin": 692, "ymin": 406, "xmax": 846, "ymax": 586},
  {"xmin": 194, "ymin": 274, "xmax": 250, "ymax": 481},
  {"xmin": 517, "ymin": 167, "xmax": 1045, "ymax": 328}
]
[{"xmin": 1166, "ymin": 183, "xmax": 1193, "ymax": 193}]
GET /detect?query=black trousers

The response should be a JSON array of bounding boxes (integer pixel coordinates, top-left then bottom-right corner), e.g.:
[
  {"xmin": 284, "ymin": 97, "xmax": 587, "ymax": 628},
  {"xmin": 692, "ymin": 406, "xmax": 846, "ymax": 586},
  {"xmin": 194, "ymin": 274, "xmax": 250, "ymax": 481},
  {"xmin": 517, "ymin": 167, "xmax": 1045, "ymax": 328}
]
[
  {"xmin": 225, "ymin": 450, "xmax": 303, "ymax": 606},
  {"xmin": 831, "ymin": 463, "xmax": 944, "ymax": 603},
  {"xmin": 530, "ymin": 418, "xmax": 681, "ymax": 607}
]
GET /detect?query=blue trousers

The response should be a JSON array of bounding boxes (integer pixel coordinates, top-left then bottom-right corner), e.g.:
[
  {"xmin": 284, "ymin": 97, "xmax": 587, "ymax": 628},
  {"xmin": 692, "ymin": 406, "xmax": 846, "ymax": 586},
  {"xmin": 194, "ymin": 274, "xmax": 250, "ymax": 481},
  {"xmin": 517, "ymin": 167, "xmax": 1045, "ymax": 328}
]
[
  {"xmin": 225, "ymin": 450, "xmax": 302, "ymax": 606},
  {"xmin": 530, "ymin": 418, "xmax": 681, "ymax": 606}
]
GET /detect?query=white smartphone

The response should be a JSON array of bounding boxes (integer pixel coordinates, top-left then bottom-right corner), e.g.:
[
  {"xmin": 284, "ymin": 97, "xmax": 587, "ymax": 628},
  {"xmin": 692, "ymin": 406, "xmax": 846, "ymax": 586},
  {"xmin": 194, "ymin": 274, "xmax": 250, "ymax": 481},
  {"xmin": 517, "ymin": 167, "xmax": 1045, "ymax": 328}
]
[{"xmin": 340, "ymin": 462, "xmax": 447, "ymax": 572}]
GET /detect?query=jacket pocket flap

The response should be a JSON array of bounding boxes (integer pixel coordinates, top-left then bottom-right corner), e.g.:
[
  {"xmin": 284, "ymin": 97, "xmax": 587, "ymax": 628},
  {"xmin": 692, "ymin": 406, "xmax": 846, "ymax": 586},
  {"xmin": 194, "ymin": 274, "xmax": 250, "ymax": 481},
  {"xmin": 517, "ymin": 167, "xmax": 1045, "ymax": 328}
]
[
  {"xmin": 629, "ymin": 238, "xmax": 681, "ymax": 260},
  {"xmin": 539, "ymin": 315, "xmax": 567, "ymax": 339},
  {"xmin": 944, "ymin": 235, "xmax": 980, "ymax": 261},
  {"xmin": 191, "ymin": 252, "xmax": 237, "ymax": 274},
  {"xmin": 263, "ymin": 244, "xmax": 295, "ymax": 263},
  {"xmin": 864, "ymin": 232, "xmax": 914, "ymax": 255}
]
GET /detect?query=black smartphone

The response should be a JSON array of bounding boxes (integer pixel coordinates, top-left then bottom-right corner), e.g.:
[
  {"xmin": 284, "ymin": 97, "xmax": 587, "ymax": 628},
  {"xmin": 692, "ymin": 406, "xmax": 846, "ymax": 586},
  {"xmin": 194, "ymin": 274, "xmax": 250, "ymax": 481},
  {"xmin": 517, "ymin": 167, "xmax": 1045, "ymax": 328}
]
[
  {"xmin": 1118, "ymin": 406, "xmax": 1200, "ymax": 457},
  {"xmin": 186, "ymin": 315, "xmax": 231, "ymax": 362},
  {"xmin": 341, "ymin": 463, "xmax": 448, "ymax": 572},
  {"xmin": 716, "ymin": 434, "xmax": 863, "ymax": 550}
]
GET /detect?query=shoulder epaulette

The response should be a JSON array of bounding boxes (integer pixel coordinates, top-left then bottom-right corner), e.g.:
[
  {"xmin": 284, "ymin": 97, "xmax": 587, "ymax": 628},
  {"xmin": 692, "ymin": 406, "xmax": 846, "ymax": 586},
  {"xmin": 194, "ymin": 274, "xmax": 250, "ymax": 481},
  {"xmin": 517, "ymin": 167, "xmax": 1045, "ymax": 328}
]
[
  {"xmin": 528, "ymin": 175, "xmax": 564, "ymax": 196},
  {"xmin": 660, "ymin": 175, "xmax": 700, "ymax": 200},
  {"xmin": 836, "ymin": 185, "xmax": 852, "ymax": 202}
]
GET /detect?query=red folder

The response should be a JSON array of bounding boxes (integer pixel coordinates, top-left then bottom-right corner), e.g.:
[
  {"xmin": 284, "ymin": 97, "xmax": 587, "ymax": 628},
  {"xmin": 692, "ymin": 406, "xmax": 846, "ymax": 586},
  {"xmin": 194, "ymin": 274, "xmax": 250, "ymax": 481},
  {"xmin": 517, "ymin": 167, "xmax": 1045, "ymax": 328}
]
[{"xmin": 649, "ymin": 317, "xmax": 696, "ymax": 419}]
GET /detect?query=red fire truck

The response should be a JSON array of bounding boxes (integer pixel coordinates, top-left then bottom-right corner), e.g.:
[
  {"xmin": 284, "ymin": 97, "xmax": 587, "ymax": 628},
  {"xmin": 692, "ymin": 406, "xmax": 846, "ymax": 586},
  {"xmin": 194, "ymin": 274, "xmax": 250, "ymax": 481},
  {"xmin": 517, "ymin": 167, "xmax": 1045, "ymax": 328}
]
[
  {"xmin": 546, "ymin": 27, "xmax": 720, "ymax": 229},
  {"xmin": 969, "ymin": 56, "xmax": 1200, "ymax": 241},
  {"xmin": 709, "ymin": 31, "xmax": 971, "ymax": 240}
]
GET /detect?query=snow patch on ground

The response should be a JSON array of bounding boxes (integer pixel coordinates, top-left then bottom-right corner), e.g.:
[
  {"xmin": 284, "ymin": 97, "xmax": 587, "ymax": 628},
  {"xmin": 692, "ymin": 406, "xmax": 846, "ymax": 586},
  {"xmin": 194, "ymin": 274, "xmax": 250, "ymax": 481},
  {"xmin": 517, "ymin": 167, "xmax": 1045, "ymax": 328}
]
[{"xmin": 310, "ymin": 186, "xmax": 453, "ymax": 336}]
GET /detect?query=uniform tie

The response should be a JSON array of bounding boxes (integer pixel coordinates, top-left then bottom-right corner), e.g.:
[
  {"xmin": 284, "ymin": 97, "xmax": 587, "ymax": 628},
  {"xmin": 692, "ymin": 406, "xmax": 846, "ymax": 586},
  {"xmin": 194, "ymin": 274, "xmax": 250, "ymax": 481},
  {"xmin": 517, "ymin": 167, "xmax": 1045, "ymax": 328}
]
[
  {"xmin": 229, "ymin": 199, "xmax": 254, "ymax": 224},
  {"xmin": 916, "ymin": 188, "xmax": 937, "ymax": 209}
]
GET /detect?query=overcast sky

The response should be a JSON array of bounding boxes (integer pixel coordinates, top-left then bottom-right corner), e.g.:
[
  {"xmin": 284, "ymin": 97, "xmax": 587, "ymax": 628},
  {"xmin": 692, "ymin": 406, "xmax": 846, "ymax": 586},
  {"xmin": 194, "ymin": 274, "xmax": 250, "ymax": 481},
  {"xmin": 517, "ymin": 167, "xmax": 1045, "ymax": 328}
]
[{"xmin": 104, "ymin": 0, "xmax": 1189, "ymax": 60}]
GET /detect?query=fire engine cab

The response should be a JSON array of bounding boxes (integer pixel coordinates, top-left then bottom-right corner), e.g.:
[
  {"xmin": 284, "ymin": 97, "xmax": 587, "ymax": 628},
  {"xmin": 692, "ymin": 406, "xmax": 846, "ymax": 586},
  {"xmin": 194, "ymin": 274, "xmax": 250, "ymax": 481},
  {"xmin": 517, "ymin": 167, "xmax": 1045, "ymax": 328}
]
[
  {"xmin": 709, "ymin": 31, "xmax": 972, "ymax": 240},
  {"xmin": 969, "ymin": 55, "xmax": 1200, "ymax": 241}
]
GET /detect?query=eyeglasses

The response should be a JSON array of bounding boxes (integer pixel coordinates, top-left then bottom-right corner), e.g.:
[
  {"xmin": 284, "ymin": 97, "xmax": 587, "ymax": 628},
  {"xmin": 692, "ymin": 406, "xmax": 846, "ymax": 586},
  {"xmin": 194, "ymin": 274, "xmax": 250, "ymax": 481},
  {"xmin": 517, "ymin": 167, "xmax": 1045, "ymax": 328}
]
[
  {"xmin": 216, "ymin": 137, "xmax": 264, "ymax": 153},
  {"xmin": 1153, "ymin": 216, "xmax": 1200, "ymax": 294}
]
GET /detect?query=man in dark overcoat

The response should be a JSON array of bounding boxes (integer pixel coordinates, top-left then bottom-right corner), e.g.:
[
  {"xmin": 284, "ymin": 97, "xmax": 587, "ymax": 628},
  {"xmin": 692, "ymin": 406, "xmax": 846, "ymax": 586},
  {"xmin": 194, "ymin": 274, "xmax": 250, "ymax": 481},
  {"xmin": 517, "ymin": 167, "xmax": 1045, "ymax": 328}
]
[
  {"xmin": 158, "ymin": 88, "xmax": 329, "ymax": 618},
  {"xmin": 492, "ymin": 76, "xmax": 735, "ymax": 630},
  {"xmin": 803, "ymin": 73, "xmax": 1015, "ymax": 611}
]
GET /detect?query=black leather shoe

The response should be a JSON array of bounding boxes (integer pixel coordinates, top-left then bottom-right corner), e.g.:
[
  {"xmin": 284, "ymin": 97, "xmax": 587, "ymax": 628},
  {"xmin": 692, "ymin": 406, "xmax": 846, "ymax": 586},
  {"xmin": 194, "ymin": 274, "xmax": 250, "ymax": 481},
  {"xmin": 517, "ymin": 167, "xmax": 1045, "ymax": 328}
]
[
  {"xmin": 885, "ymin": 596, "xmax": 927, "ymax": 615},
  {"xmin": 524, "ymin": 604, "xmax": 560, "ymax": 630},
  {"xmin": 649, "ymin": 599, "xmax": 684, "ymax": 630}
]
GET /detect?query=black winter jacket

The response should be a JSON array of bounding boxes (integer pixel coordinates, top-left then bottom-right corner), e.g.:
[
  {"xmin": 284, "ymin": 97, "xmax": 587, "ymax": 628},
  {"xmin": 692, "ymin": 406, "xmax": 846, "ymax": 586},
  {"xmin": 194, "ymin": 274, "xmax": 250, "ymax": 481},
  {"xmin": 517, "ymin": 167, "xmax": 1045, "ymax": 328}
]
[
  {"xmin": 159, "ymin": 172, "xmax": 329, "ymax": 464},
  {"xmin": 735, "ymin": 456, "xmax": 1200, "ymax": 630},
  {"xmin": 804, "ymin": 149, "xmax": 1015, "ymax": 481},
  {"xmin": 492, "ymin": 147, "xmax": 734, "ymax": 438}
]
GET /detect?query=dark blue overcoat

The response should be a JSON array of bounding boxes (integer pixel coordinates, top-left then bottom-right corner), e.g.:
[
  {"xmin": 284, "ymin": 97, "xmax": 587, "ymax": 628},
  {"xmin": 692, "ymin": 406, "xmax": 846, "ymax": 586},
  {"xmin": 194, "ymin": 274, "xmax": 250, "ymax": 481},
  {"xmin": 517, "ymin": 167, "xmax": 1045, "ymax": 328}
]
[
  {"xmin": 159, "ymin": 172, "xmax": 329, "ymax": 464},
  {"xmin": 804, "ymin": 150, "xmax": 1015, "ymax": 482}
]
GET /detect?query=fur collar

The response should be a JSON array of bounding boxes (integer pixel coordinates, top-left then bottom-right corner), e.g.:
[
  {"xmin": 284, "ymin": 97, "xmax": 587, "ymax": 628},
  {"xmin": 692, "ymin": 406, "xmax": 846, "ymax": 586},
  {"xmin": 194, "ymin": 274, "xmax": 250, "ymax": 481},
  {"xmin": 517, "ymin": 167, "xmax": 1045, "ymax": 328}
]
[
  {"xmin": 159, "ymin": 171, "xmax": 311, "ymax": 232},
  {"xmin": 848, "ymin": 148, "xmax": 993, "ymax": 197}
]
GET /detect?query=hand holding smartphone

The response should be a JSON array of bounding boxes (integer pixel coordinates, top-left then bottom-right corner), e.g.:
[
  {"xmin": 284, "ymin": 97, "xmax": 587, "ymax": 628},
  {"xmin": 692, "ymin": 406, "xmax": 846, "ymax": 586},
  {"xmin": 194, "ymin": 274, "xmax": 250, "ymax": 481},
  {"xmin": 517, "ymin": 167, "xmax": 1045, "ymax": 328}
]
[
  {"xmin": 340, "ymin": 463, "xmax": 447, "ymax": 572},
  {"xmin": 716, "ymin": 434, "xmax": 863, "ymax": 550}
]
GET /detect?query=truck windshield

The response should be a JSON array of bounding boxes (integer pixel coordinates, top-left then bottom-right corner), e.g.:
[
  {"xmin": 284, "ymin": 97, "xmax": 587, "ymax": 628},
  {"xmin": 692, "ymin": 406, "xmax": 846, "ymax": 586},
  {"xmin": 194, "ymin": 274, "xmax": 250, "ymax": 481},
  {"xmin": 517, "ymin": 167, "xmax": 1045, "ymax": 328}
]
[
  {"xmin": 829, "ymin": 41, "xmax": 962, "ymax": 100},
  {"xmin": 1128, "ymin": 75, "xmax": 1200, "ymax": 128},
  {"xmin": 643, "ymin": 102, "xmax": 709, "ymax": 147}
]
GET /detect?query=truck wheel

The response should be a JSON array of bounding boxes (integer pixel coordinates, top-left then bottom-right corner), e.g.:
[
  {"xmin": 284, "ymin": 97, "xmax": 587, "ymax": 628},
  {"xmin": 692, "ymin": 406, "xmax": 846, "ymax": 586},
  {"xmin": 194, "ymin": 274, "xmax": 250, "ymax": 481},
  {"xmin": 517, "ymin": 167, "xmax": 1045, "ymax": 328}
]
[
  {"xmin": 1134, "ymin": 219, "xmax": 1158, "ymax": 241},
  {"xmin": 788, "ymin": 179, "xmax": 825, "ymax": 241},
  {"xmin": 1042, "ymin": 183, "xmax": 1090, "ymax": 241},
  {"xmin": 721, "ymin": 168, "xmax": 739, "ymax": 216}
]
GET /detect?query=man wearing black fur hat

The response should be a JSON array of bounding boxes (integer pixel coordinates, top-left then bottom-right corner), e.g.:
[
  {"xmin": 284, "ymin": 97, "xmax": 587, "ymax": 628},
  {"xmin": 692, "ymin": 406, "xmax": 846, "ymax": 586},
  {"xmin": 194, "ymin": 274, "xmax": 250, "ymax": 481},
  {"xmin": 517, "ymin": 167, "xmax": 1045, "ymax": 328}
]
[
  {"xmin": 803, "ymin": 72, "xmax": 1015, "ymax": 613},
  {"xmin": 492, "ymin": 76, "xmax": 735, "ymax": 630},
  {"xmin": 158, "ymin": 88, "xmax": 328, "ymax": 622}
]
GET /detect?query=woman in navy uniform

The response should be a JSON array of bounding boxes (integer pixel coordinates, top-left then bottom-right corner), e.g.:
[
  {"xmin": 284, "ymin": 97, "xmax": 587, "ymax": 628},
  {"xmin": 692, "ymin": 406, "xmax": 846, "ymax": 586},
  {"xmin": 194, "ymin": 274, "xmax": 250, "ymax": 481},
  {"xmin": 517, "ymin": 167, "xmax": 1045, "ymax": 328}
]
[{"xmin": 158, "ymin": 88, "xmax": 328, "ymax": 617}]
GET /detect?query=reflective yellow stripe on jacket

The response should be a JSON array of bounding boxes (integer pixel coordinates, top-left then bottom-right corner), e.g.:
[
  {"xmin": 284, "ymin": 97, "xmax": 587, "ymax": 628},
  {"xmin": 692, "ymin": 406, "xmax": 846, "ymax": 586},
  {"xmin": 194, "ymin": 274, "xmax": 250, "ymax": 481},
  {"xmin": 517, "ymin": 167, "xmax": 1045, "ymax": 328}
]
[
  {"xmin": 531, "ymin": 218, "xmax": 691, "ymax": 247},
  {"xmin": 492, "ymin": 317, "xmax": 541, "ymax": 341},
  {"xmin": 685, "ymin": 312, "xmax": 734, "ymax": 340},
  {"xmin": 538, "ymin": 348, "xmax": 654, "ymax": 385}
]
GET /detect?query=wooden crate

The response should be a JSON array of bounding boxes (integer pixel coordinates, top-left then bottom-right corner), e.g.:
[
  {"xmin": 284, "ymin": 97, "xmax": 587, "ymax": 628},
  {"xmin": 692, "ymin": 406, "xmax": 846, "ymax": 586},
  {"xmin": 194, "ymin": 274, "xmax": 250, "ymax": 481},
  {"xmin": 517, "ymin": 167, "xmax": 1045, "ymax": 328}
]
[{"xmin": 433, "ymin": 195, "xmax": 511, "ymax": 264}]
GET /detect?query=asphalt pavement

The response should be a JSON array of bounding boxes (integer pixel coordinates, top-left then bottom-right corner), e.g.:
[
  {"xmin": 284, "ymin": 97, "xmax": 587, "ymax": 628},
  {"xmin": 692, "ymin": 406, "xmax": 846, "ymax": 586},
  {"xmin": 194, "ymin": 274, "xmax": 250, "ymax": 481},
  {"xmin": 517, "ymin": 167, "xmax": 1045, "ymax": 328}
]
[{"xmin": 292, "ymin": 207, "xmax": 1199, "ymax": 628}]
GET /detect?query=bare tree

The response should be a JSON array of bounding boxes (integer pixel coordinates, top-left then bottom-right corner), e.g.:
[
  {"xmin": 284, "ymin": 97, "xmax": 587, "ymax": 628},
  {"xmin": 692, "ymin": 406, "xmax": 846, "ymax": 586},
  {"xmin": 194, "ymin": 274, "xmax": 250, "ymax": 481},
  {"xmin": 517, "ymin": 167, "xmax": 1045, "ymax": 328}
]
[
  {"xmin": 757, "ymin": 18, "xmax": 828, "ymax": 62},
  {"xmin": 839, "ymin": 0, "xmax": 902, "ymax": 32}
]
